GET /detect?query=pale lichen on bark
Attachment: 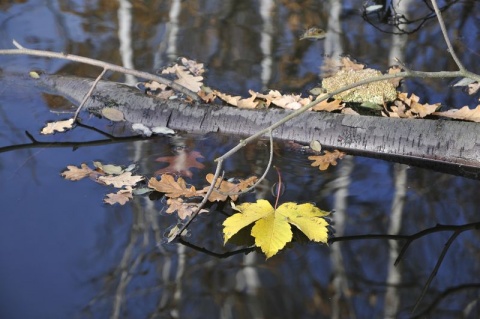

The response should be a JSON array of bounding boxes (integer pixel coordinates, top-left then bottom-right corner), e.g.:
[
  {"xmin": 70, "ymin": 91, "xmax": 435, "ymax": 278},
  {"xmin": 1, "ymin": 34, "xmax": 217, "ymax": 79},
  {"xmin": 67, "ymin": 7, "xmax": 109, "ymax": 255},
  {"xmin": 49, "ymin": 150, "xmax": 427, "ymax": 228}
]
[{"xmin": 322, "ymin": 69, "xmax": 397, "ymax": 104}]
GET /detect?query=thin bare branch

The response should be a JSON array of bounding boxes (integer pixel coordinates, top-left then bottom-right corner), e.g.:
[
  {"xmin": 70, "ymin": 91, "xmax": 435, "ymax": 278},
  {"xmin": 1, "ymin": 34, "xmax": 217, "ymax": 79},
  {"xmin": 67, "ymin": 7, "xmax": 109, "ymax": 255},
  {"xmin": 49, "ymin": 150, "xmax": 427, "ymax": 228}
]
[
  {"xmin": 173, "ymin": 159, "xmax": 225, "ymax": 239},
  {"xmin": 411, "ymin": 229, "xmax": 462, "ymax": 314},
  {"xmin": 73, "ymin": 68, "xmax": 107, "ymax": 121},
  {"xmin": 0, "ymin": 45, "xmax": 200, "ymax": 101},
  {"xmin": 430, "ymin": 0, "xmax": 465, "ymax": 71}
]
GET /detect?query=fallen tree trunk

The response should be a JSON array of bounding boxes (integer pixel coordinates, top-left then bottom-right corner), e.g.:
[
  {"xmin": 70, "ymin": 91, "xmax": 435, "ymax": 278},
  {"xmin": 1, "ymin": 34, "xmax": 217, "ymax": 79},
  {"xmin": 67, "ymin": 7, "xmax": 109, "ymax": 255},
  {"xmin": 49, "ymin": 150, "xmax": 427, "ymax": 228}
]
[{"xmin": 33, "ymin": 74, "xmax": 480, "ymax": 179}]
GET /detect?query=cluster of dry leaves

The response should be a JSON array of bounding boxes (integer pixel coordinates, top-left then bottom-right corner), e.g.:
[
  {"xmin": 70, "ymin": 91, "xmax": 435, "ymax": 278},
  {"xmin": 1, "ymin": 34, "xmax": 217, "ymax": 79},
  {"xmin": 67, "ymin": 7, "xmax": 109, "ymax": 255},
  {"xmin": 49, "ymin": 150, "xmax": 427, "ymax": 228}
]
[
  {"xmin": 142, "ymin": 56, "xmax": 480, "ymax": 122},
  {"xmin": 61, "ymin": 145, "xmax": 344, "ymax": 219},
  {"xmin": 61, "ymin": 150, "xmax": 258, "ymax": 220}
]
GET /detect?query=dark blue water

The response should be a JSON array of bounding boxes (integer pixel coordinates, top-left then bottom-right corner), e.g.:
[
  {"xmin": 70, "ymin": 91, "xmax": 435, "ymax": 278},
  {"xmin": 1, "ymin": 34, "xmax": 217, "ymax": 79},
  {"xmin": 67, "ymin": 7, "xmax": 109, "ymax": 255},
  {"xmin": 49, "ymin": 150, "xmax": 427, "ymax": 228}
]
[{"xmin": 1, "ymin": 1, "xmax": 480, "ymax": 318}]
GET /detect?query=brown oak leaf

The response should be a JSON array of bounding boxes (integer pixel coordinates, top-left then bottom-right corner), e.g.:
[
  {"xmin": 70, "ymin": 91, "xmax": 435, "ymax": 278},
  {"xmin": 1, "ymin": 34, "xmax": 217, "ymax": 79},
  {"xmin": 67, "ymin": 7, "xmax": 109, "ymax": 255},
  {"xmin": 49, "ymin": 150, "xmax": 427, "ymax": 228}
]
[
  {"xmin": 161, "ymin": 64, "xmax": 203, "ymax": 93},
  {"xmin": 214, "ymin": 90, "xmax": 259, "ymax": 108},
  {"xmin": 180, "ymin": 57, "xmax": 205, "ymax": 76},
  {"xmin": 204, "ymin": 173, "xmax": 258, "ymax": 202},
  {"xmin": 41, "ymin": 118, "xmax": 74, "ymax": 134},
  {"xmin": 61, "ymin": 163, "xmax": 102, "ymax": 181},
  {"xmin": 98, "ymin": 172, "xmax": 144, "ymax": 188},
  {"xmin": 198, "ymin": 86, "xmax": 217, "ymax": 103},
  {"xmin": 166, "ymin": 198, "xmax": 209, "ymax": 220},
  {"xmin": 104, "ymin": 187, "xmax": 133, "ymax": 205},
  {"xmin": 398, "ymin": 92, "xmax": 439, "ymax": 118},
  {"xmin": 154, "ymin": 150, "xmax": 205, "ymax": 178},
  {"xmin": 433, "ymin": 104, "xmax": 480, "ymax": 122},
  {"xmin": 387, "ymin": 65, "xmax": 403, "ymax": 87},
  {"xmin": 148, "ymin": 174, "xmax": 202, "ymax": 198},
  {"xmin": 311, "ymin": 94, "xmax": 343, "ymax": 112},
  {"xmin": 308, "ymin": 150, "xmax": 346, "ymax": 171},
  {"xmin": 340, "ymin": 56, "xmax": 365, "ymax": 71}
]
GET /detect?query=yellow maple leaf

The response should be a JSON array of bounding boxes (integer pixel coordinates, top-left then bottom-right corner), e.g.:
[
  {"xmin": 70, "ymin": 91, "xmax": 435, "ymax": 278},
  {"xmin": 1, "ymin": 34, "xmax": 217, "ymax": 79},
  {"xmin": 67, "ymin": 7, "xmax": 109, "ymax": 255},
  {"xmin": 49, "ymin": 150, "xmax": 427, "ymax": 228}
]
[{"xmin": 223, "ymin": 200, "xmax": 330, "ymax": 258}]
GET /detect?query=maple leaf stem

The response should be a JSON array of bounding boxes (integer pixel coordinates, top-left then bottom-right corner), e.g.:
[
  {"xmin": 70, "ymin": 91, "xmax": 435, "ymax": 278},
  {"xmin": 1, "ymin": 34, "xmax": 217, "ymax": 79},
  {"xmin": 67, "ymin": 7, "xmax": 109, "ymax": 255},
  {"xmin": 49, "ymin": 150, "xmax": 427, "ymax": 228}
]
[{"xmin": 273, "ymin": 166, "xmax": 282, "ymax": 210}]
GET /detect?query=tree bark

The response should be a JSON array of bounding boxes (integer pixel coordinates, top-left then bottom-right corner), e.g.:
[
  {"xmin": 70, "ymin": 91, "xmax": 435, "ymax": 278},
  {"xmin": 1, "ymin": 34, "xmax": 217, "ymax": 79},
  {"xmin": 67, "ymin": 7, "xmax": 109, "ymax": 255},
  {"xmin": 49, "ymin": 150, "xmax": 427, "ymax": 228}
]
[{"xmin": 34, "ymin": 74, "xmax": 480, "ymax": 179}]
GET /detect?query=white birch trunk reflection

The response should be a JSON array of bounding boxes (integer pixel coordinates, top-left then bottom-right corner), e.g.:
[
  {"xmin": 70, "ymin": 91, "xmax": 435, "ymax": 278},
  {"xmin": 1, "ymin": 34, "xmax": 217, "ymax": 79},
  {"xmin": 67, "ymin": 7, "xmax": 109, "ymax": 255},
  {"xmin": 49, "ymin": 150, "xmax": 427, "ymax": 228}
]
[{"xmin": 331, "ymin": 156, "xmax": 355, "ymax": 319}]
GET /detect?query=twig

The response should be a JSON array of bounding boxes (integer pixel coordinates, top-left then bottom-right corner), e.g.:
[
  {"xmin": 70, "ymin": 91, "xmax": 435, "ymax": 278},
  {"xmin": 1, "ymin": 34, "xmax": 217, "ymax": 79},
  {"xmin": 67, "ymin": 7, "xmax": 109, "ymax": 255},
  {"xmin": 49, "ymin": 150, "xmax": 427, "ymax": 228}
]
[
  {"xmin": 411, "ymin": 229, "xmax": 462, "ymax": 314},
  {"xmin": 0, "ymin": 44, "xmax": 200, "ymax": 101},
  {"xmin": 173, "ymin": 158, "xmax": 225, "ymax": 239},
  {"xmin": 178, "ymin": 238, "xmax": 255, "ymax": 258},
  {"xmin": 411, "ymin": 283, "xmax": 480, "ymax": 319},
  {"xmin": 73, "ymin": 68, "xmax": 107, "ymax": 121},
  {"xmin": 430, "ymin": 0, "xmax": 465, "ymax": 71}
]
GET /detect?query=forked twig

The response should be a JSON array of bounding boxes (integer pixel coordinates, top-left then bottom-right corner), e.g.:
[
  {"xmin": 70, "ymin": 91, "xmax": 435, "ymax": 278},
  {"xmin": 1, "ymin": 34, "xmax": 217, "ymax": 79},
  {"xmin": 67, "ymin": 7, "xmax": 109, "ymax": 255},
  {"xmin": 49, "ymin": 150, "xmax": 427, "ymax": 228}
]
[
  {"xmin": 213, "ymin": 130, "xmax": 275, "ymax": 197},
  {"xmin": 173, "ymin": 130, "xmax": 275, "ymax": 239}
]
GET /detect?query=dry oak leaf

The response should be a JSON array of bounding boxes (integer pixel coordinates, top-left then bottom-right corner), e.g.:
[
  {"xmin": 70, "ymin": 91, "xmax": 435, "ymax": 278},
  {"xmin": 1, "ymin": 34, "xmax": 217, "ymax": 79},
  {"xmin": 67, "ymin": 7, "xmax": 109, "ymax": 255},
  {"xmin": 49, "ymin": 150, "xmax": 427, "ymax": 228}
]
[
  {"xmin": 214, "ymin": 90, "xmax": 258, "ymax": 108},
  {"xmin": 154, "ymin": 150, "xmax": 205, "ymax": 178},
  {"xmin": 144, "ymin": 81, "xmax": 175, "ymax": 99},
  {"xmin": 61, "ymin": 163, "xmax": 100, "ymax": 181},
  {"xmin": 387, "ymin": 65, "xmax": 403, "ymax": 88},
  {"xmin": 253, "ymin": 90, "xmax": 283, "ymax": 107},
  {"xmin": 180, "ymin": 57, "xmax": 205, "ymax": 76},
  {"xmin": 98, "ymin": 172, "xmax": 144, "ymax": 188},
  {"xmin": 253, "ymin": 90, "xmax": 312, "ymax": 110},
  {"xmin": 174, "ymin": 65, "xmax": 203, "ymax": 93},
  {"xmin": 397, "ymin": 92, "xmax": 440, "ymax": 118},
  {"xmin": 311, "ymin": 94, "xmax": 343, "ymax": 112},
  {"xmin": 467, "ymin": 82, "xmax": 480, "ymax": 95},
  {"xmin": 433, "ymin": 105, "xmax": 480, "ymax": 122},
  {"xmin": 198, "ymin": 86, "xmax": 217, "ymax": 103},
  {"xmin": 104, "ymin": 187, "xmax": 133, "ymax": 205},
  {"xmin": 223, "ymin": 200, "xmax": 330, "ymax": 258},
  {"xmin": 204, "ymin": 173, "xmax": 258, "ymax": 202},
  {"xmin": 161, "ymin": 64, "xmax": 203, "ymax": 93},
  {"xmin": 41, "ymin": 118, "xmax": 74, "ymax": 134},
  {"xmin": 340, "ymin": 56, "xmax": 365, "ymax": 71},
  {"xmin": 383, "ymin": 100, "xmax": 408, "ymax": 118},
  {"xmin": 148, "ymin": 174, "xmax": 202, "ymax": 198},
  {"xmin": 270, "ymin": 93, "xmax": 312, "ymax": 110},
  {"xmin": 166, "ymin": 198, "xmax": 209, "ymax": 220},
  {"xmin": 309, "ymin": 150, "xmax": 346, "ymax": 171}
]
